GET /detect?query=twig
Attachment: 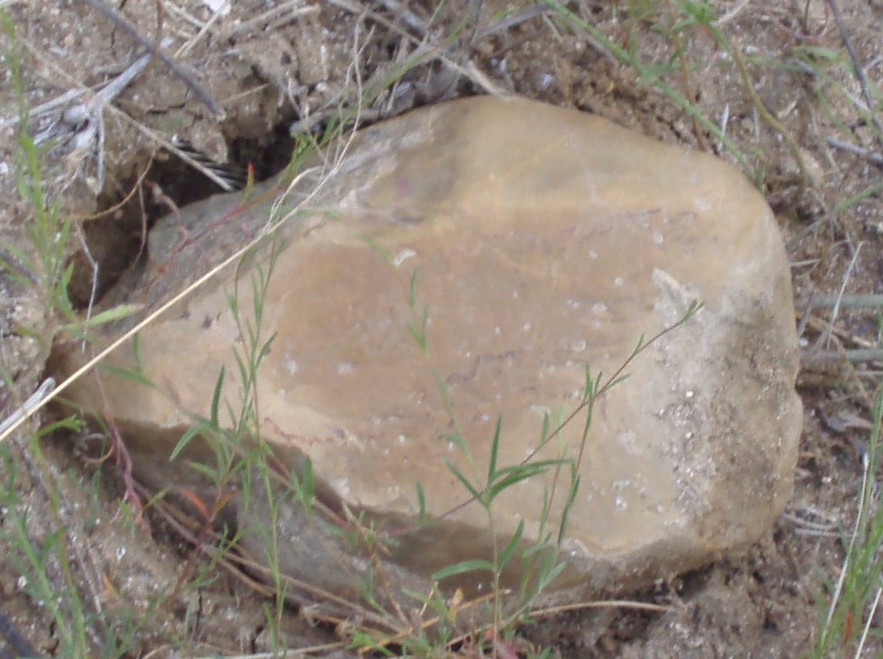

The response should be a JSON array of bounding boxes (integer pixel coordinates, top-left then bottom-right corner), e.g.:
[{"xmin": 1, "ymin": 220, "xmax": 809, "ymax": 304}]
[
  {"xmin": 825, "ymin": 0, "xmax": 883, "ymax": 148},
  {"xmin": 476, "ymin": 4, "xmax": 552, "ymax": 39},
  {"xmin": 532, "ymin": 599, "xmax": 672, "ymax": 618},
  {"xmin": 174, "ymin": 0, "xmax": 225, "ymax": 58},
  {"xmin": 83, "ymin": 0, "xmax": 224, "ymax": 118},
  {"xmin": 72, "ymin": 220, "xmax": 100, "ymax": 333},
  {"xmin": 0, "ymin": 378, "xmax": 56, "ymax": 436},
  {"xmin": 717, "ymin": 103, "xmax": 730, "ymax": 154},
  {"xmin": 826, "ymin": 137, "xmax": 883, "ymax": 167},
  {"xmin": 856, "ymin": 586, "xmax": 883, "ymax": 658},
  {"xmin": 0, "ymin": 88, "xmax": 83, "ymax": 130},
  {"xmin": 824, "ymin": 242, "xmax": 863, "ymax": 348},
  {"xmin": 375, "ymin": 0, "xmax": 427, "ymax": 34},
  {"xmin": 715, "ymin": 0, "xmax": 751, "ymax": 26},
  {"xmin": 801, "ymin": 349, "xmax": 883, "ymax": 365},
  {"xmin": 807, "ymin": 293, "xmax": 883, "ymax": 309},
  {"xmin": 226, "ymin": 1, "xmax": 319, "ymax": 38}
]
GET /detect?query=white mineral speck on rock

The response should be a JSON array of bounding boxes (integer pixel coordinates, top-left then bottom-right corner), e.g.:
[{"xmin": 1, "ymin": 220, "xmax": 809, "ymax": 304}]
[{"xmin": 392, "ymin": 248, "xmax": 416, "ymax": 266}]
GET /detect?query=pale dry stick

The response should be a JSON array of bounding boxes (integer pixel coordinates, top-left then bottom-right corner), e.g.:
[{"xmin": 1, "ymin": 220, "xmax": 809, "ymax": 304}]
[
  {"xmin": 376, "ymin": 0, "xmax": 427, "ymax": 34},
  {"xmin": 160, "ymin": 0, "xmax": 207, "ymax": 30},
  {"xmin": 72, "ymin": 220, "xmax": 101, "ymax": 332},
  {"xmin": 802, "ymin": 350, "xmax": 883, "ymax": 365},
  {"xmin": 782, "ymin": 511, "xmax": 840, "ymax": 538},
  {"xmin": 475, "ymin": 3, "xmax": 553, "ymax": 40},
  {"xmin": 226, "ymin": 1, "xmax": 319, "ymax": 38},
  {"xmin": 824, "ymin": 242, "xmax": 863, "ymax": 349},
  {"xmin": 0, "ymin": 88, "xmax": 83, "ymax": 130},
  {"xmin": 793, "ymin": 528, "xmax": 841, "ymax": 538},
  {"xmin": 531, "ymin": 599, "xmax": 671, "ymax": 618},
  {"xmin": 0, "ymin": 377, "xmax": 55, "ymax": 436},
  {"xmin": 827, "ymin": 137, "xmax": 883, "ymax": 166},
  {"xmin": 188, "ymin": 645, "xmax": 350, "ymax": 658},
  {"xmin": 782, "ymin": 510, "xmax": 837, "ymax": 532},
  {"xmin": 174, "ymin": 0, "xmax": 225, "ymax": 58},
  {"xmin": 717, "ymin": 103, "xmax": 730, "ymax": 155},
  {"xmin": 715, "ymin": 0, "xmax": 752, "ymax": 26},
  {"xmin": 808, "ymin": 293, "xmax": 883, "ymax": 309},
  {"xmin": 557, "ymin": 0, "xmax": 617, "ymax": 61},
  {"xmin": 266, "ymin": 10, "xmax": 321, "ymax": 34},
  {"xmin": 855, "ymin": 585, "xmax": 882, "ymax": 658}
]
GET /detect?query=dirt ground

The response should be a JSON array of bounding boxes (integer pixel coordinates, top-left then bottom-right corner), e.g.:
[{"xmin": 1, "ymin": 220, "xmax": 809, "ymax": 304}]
[{"xmin": 0, "ymin": 0, "xmax": 881, "ymax": 656}]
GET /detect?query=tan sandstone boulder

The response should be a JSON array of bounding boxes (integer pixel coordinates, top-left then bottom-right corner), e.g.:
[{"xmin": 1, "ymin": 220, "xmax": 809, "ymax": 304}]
[{"xmin": 59, "ymin": 96, "xmax": 802, "ymax": 611}]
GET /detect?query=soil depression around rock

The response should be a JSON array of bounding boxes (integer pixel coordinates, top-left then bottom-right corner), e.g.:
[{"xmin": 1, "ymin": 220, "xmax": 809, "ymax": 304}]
[{"xmin": 60, "ymin": 96, "xmax": 802, "ymax": 603}]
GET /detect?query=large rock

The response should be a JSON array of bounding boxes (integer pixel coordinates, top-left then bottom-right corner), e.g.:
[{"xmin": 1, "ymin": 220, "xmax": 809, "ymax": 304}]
[{"xmin": 59, "ymin": 96, "xmax": 801, "ymax": 611}]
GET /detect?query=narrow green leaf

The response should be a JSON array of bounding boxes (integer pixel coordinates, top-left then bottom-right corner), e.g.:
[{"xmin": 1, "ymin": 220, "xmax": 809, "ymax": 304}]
[
  {"xmin": 295, "ymin": 458, "xmax": 315, "ymax": 512},
  {"xmin": 62, "ymin": 303, "xmax": 142, "ymax": 333},
  {"xmin": 95, "ymin": 362, "xmax": 154, "ymax": 387},
  {"xmin": 210, "ymin": 366, "xmax": 226, "ymax": 427},
  {"xmin": 408, "ymin": 269, "xmax": 419, "ymax": 310},
  {"xmin": 171, "ymin": 424, "xmax": 204, "ymax": 461},
  {"xmin": 415, "ymin": 481, "xmax": 427, "ymax": 524},
  {"xmin": 441, "ymin": 431, "xmax": 467, "ymax": 452},
  {"xmin": 432, "ymin": 558, "xmax": 496, "ymax": 582},
  {"xmin": 486, "ymin": 461, "xmax": 564, "ymax": 504},
  {"xmin": 187, "ymin": 460, "xmax": 221, "ymax": 482},
  {"xmin": 487, "ymin": 416, "xmax": 503, "ymax": 484},
  {"xmin": 498, "ymin": 519, "xmax": 525, "ymax": 570},
  {"xmin": 445, "ymin": 459, "xmax": 483, "ymax": 503}
]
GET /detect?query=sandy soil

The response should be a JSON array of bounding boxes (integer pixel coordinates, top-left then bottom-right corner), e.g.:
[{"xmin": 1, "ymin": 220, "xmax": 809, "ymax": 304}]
[{"xmin": 0, "ymin": 0, "xmax": 881, "ymax": 656}]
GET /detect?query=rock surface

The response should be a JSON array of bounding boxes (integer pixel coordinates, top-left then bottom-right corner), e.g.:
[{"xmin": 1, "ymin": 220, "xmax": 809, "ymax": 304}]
[{"xmin": 60, "ymin": 96, "xmax": 802, "ymax": 610}]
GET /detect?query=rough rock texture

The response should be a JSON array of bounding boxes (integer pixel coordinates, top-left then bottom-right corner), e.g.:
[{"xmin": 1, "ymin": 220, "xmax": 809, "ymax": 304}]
[{"xmin": 59, "ymin": 96, "xmax": 802, "ymax": 608}]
